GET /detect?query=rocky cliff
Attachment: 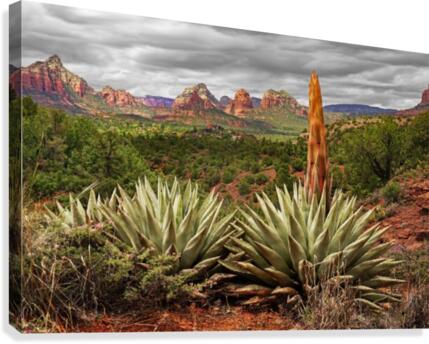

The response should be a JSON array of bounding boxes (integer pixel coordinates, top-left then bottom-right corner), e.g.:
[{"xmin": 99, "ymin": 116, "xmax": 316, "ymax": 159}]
[
  {"xmin": 260, "ymin": 89, "xmax": 307, "ymax": 116},
  {"xmin": 173, "ymin": 83, "xmax": 219, "ymax": 111},
  {"xmin": 420, "ymin": 85, "xmax": 429, "ymax": 106},
  {"xmin": 224, "ymin": 89, "xmax": 253, "ymax": 116},
  {"xmin": 9, "ymin": 55, "xmax": 95, "ymax": 111},
  {"xmin": 99, "ymin": 86, "xmax": 140, "ymax": 107}
]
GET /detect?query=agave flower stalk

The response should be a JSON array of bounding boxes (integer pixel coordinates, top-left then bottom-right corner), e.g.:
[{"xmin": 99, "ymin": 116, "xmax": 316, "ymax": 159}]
[{"xmin": 306, "ymin": 71, "xmax": 331, "ymax": 207}]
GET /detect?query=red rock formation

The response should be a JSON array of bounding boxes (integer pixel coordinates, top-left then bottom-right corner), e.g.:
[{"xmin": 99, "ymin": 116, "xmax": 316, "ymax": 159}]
[
  {"xmin": 421, "ymin": 85, "xmax": 429, "ymax": 105},
  {"xmin": 10, "ymin": 55, "xmax": 94, "ymax": 103},
  {"xmin": 99, "ymin": 86, "xmax": 139, "ymax": 107},
  {"xmin": 224, "ymin": 89, "xmax": 253, "ymax": 116},
  {"xmin": 173, "ymin": 83, "xmax": 219, "ymax": 111},
  {"xmin": 260, "ymin": 89, "xmax": 307, "ymax": 116}
]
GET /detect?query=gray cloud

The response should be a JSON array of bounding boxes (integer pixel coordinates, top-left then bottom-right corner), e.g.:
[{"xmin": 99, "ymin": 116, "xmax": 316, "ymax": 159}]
[{"xmin": 20, "ymin": 2, "xmax": 429, "ymax": 109}]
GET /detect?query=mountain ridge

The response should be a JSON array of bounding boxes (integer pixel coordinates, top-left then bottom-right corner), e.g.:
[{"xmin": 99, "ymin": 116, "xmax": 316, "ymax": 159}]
[{"xmin": 323, "ymin": 104, "xmax": 397, "ymax": 115}]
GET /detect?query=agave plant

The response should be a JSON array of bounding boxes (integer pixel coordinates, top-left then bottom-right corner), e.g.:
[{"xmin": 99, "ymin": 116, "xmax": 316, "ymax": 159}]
[
  {"xmin": 219, "ymin": 72, "xmax": 403, "ymax": 310},
  {"xmin": 219, "ymin": 184, "xmax": 403, "ymax": 309},
  {"xmin": 44, "ymin": 187, "xmax": 115, "ymax": 229},
  {"xmin": 100, "ymin": 177, "xmax": 237, "ymax": 276}
]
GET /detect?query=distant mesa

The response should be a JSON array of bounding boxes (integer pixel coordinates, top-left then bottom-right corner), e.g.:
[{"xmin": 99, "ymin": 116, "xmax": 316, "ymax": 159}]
[
  {"xmin": 260, "ymin": 89, "xmax": 307, "ymax": 116},
  {"xmin": 251, "ymin": 97, "xmax": 261, "ymax": 108},
  {"xmin": 323, "ymin": 104, "xmax": 397, "ymax": 115},
  {"xmin": 173, "ymin": 83, "xmax": 219, "ymax": 111},
  {"xmin": 224, "ymin": 89, "xmax": 253, "ymax": 116},
  {"xmin": 140, "ymin": 95, "xmax": 174, "ymax": 108}
]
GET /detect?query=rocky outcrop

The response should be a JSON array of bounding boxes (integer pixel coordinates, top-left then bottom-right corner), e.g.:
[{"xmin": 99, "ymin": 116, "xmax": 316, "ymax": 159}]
[
  {"xmin": 9, "ymin": 55, "xmax": 94, "ymax": 109},
  {"xmin": 420, "ymin": 85, "xmax": 429, "ymax": 105},
  {"xmin": 399, "ymin": 84, "xmax": 429, "ymax": 115},
  {"xmin": 260, "ymin": 89, "xmax": 306, "ymax": 116},
  {"xmin": 99, "ymin": 86, "xmax": 139, "ymax": 107},
  {"xmin": 224, "ymin": 89, "xmax": 253, "ymax": 116},
  {"xmin": 173, "ymin": 83, "xmax": 219, "ymax": 111}
]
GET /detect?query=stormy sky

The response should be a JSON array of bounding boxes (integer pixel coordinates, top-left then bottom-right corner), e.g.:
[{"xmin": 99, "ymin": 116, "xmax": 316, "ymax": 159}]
[{"xmin": 20, "ymin": 2, "xmax": 429, "ymax": 109}]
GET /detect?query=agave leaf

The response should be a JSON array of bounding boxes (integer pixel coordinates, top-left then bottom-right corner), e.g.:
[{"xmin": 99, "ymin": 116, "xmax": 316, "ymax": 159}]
[
  {"xmin": 288, "ymin": 234, "xmax": 307, "ymax": 272},
  {"xmin": 365, "ymin": 276, "xmax": 405, "ymax": 288},
  {"xmin": 354, "ymin": 240, "xmax": 392, "ymax": 265},
  {"xmin": 218, "ymin": 260, "xmax": 252, "ymax": 276},
  {"xmin": 264, "ymin": 266, "xmax": 297, "ymax": 287},
  {"xmin": 181, "ymin": 225, "xmax": 211, "ymax": 268},
  {"xmin": 355, "ymin": 298, "xmax": 383, "ymax": 311},
  {"xmin": 233, "ymin": 284, "xmax": 273, "ymax": 296},
  {"xmin": 236, "ymin": 262, "xmax": 278, "ymax": 287},
  {"xmin": 100, "ymin": 205, "xmax": 137, "ymax": 249},
  {"xmin": 241, "ymin": 295, "xmax": 277, "ymax": 305},
  {"xmin": 254, "ymin": 241, "xmax": 292, "ymax": 274},
  {"xmin": 361, "ymin": 292, "xmax": 400, "ymax": 303},
  {"xmin": 271, "ymin": 286, "xmax": 298, "ymax": 296},
  {"xmin": 193, "ymin": 255, "xmax": 221, "ymax": 272},
  {"xmin": 347, "ymin": 258, "xmax": 386, "ymax": 279},
  {"xmin": 230, "ymin": 237, "xmax": 269, "ymax": 268}
]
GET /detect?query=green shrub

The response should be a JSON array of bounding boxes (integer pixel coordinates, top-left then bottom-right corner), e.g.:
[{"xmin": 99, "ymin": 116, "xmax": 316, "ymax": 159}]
[
  {"xmin": 255, "ymin": 173, "xmax": 269, "ymax": 185},
  {"xmin": 382, "ymin": 181, "xmax": 402, "ymax": 204},
  {"xmin": 238, "ymin": 180, "xmax": 251, "ymax": 195},
  {"xmin": 243, "ymin": 174, "xmax": 256, "ymax": 184},
  {"xmin": 222, "ymin": 168, "xmax": 236, "ymax": 184},
  {"xmin": 125, "ymin": 254, "xmax": 200, "ymax": 307}
]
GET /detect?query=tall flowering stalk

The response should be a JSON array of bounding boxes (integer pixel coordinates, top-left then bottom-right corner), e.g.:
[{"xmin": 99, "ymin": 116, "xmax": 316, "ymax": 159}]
[{"xmin": 305, "ymin": 71, "xmax": 331, "ymax": 208}]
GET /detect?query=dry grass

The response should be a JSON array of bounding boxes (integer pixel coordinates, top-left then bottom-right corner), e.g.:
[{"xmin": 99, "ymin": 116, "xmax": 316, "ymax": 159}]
[
  {"xmin": 296, "ymin": 279, "xmax": 371, "ymax": 330},
  {"xmin": 296, "ymin": 247, "xmax": 429, "ymax": 330}
]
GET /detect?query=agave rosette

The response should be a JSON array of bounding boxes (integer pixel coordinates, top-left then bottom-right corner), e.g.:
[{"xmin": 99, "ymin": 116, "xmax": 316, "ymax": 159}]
[
  {"xmin": 44, "ymin": 187, "xmax": 111, "ymax": 229},
  {"xmin": 100, "ymin": 177, "xmax": 237, "ymax": 276},
  {"xmin": 219, "ymin": 183, "xmax": 404, "ymax": 309}
]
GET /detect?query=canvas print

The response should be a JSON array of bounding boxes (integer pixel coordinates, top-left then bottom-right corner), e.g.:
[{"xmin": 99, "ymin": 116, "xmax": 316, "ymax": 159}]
[{"xmin": 9, "ymin": 1, "xmax": 429, "ymax": 333}]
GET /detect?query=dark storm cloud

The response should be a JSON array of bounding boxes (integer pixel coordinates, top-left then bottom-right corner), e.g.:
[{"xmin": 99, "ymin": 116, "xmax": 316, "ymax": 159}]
[{"xmin": 20, "ymin": 2, "xmax": 429, "ymax": 109}]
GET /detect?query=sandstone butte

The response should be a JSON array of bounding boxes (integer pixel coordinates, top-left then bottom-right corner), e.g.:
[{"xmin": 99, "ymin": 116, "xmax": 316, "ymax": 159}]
[
  {"xmin": 172, "ymin": 83, "xmax": 219, "ymax": 111},
  {"xmin": 224, "ymin": 89, "xmax": 253, "ymax": 116},
  {"xmin": 420, "ymin": 85, "xmax": 429, "ymax": 105},
  {"xmin": 99, "ymin": 85, "xmax": 139, "ymax": 107},
  {"xmin": 10, "ymin": 54, "xmax": 93, "ymax": 101},
  {"xmin": 260, "ymin": 89, "xmax": 307, "ymax": 116}
]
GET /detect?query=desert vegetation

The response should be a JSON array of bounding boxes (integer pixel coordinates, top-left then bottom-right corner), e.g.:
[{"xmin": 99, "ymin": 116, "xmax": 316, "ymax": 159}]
[{"xmin": 9, "ymin": 75, "xmax": 429, "ymax": 332}]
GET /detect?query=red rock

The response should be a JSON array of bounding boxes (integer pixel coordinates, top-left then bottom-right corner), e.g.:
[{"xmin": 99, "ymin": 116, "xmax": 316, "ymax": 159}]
[
  {"xmin": 99, "ymin": 86, "xmax": 139, "ymax": 107},
  {"xmin": 173, "ymin": 83, "xmax": 219, "ymax": 111},
  {"xmin": 224, "ymin": 89, "xmax": 253, "ymax": 116},
  {"xmin": 10, "ymin": 55, "xmax": 94, "ymax": 105},
  {"xmin": 260, "ymin": 89, "xmax": 307, "ymax": 116},
  {"xmin": 420, "ymin": 85, "xmax": 429, "ymax": 105}
]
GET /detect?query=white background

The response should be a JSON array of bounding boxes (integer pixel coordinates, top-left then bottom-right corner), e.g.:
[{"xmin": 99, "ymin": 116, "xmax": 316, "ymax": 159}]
[{"xmin": 1, "ymin": 0, "xmax": 428, "ymax": 343}]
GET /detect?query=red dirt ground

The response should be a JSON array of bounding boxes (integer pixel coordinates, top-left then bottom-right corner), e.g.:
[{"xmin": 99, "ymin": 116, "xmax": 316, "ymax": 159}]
[
  {"xmin": 213, "ymin": 167, "xmax": 277, "ymax": 202},
  {"xmin": 76, "ymin": 305, "xmax": 296, "ymax": 332},
  {"xmin": 377, "ymin": 177, "xmax": 429, "ymax": 250}
]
